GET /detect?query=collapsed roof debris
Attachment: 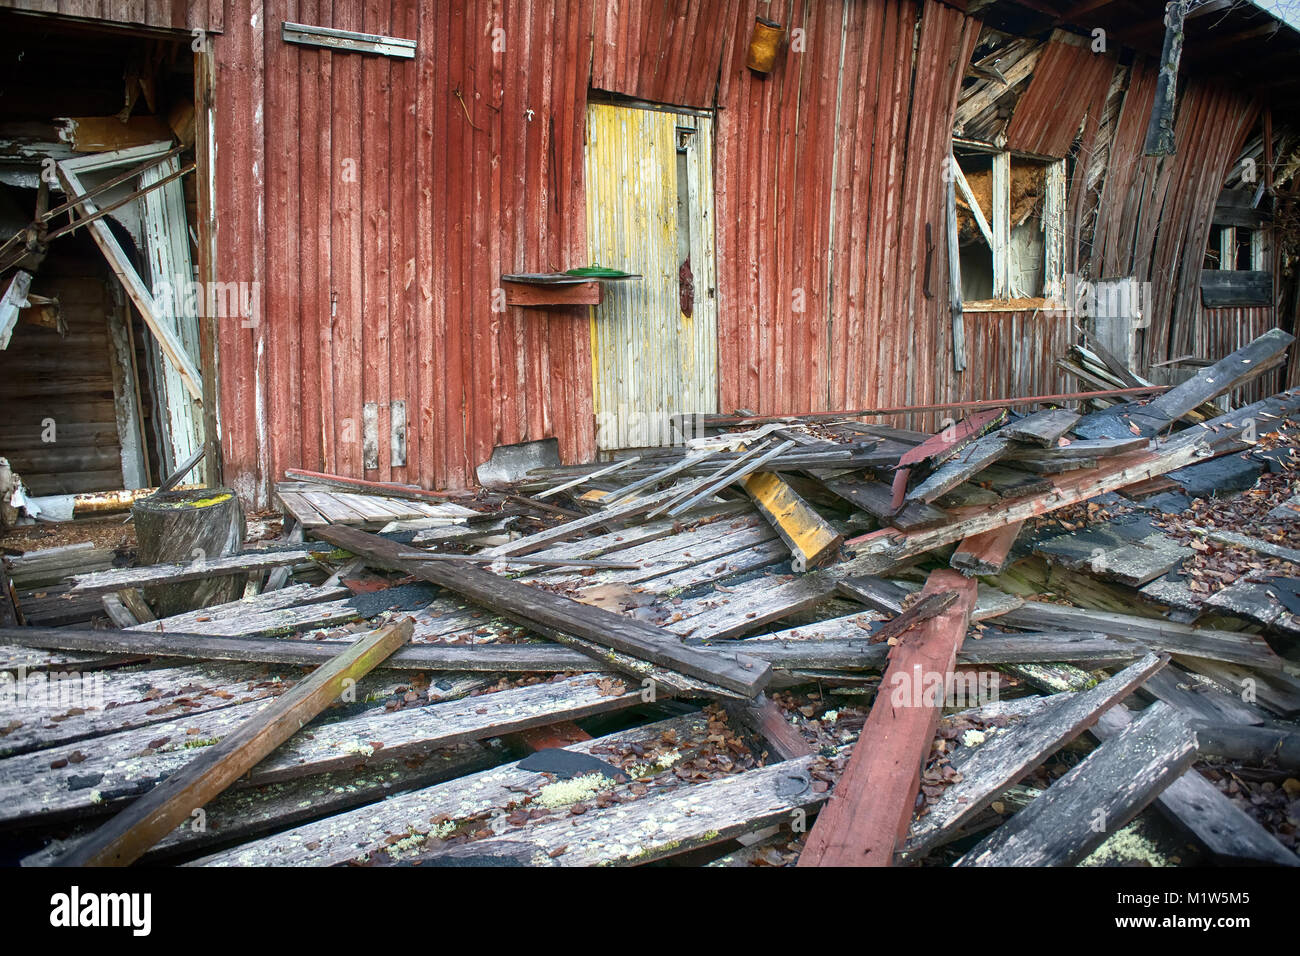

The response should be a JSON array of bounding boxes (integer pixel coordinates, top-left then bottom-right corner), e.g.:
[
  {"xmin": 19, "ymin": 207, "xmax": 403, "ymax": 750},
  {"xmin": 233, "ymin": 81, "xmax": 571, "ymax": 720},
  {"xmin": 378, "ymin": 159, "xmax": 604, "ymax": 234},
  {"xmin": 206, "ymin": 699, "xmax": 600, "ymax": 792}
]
[{"xmin": 2, "ymin": 331, "xmax": 1298, "ymax": 868}]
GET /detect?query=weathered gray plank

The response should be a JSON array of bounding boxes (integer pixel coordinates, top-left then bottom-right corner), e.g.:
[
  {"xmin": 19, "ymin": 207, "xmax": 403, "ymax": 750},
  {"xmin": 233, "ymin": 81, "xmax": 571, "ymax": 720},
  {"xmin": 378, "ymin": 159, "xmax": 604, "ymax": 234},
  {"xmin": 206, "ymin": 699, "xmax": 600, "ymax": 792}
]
[
  {"xmin": 908, "ymin": 435, "xmax": 1013, "ymax": 504},
  {"xmin": 192, "ymin": 713, "xmax": 711, "ymax": 867},
  {"xmin": 998, "ymin": 601, "xmax": 1285, "ymax": 671},
  {"xmin": 955, "ymin": 701, "xmax": 1197, "ymax": 866},
  {"xmin": 0, "ymin": 672, "xmax": 639, "ymax": 827},
  {"xmin": 69, "ymin": 548, "xmax": 326, "ymax": 596},
  {"xmin": 1092, "ymin": 705, "xmax": 1297, "ymax": 866},
  {"xmin": 1001, "ymin": 409, "xmax": 1080, "ymax": 447},
  {"xmin": 317, "ymin": 524, "xmax": 772, "ymax": 697},
  {"xmin": 902, "ymin": 654, "xmax": 1165, "ymax": 859},
  {"xmin": 417, "ymin": 754, "xmax": 825, "ymax": 867}
]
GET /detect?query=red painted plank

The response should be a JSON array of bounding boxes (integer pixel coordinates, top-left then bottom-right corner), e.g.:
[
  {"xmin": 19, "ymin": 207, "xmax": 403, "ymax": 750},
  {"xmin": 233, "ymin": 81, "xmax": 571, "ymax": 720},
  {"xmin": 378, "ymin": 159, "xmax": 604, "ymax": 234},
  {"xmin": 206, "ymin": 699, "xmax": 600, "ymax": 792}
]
[{"xmin": 798, "ymin": 569, "xmax": 978, "ymax": 866}]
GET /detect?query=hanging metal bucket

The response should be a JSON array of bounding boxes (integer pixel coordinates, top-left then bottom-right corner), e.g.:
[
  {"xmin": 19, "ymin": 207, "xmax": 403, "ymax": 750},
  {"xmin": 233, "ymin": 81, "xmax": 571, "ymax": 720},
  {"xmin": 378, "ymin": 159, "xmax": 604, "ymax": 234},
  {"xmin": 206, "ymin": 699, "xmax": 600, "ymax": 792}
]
[{"xmin": 746, "ymin": 16, "xmax": 785, "ymax": 74}]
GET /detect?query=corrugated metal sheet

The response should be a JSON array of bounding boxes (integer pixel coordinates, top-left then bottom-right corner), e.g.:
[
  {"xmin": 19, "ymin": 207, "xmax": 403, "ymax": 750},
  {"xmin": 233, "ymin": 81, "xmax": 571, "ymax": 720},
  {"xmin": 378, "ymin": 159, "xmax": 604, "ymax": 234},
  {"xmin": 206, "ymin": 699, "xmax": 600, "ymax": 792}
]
[
  {"xmin": 584, "ymin": 103, "xmax": 716, "ymax": 450},
  {"xmin": 1004, "ymin": 29, "xmax": 1115, "ymax": 160},
  {"xmin": 3, "ymin": 0, "xmax": 223, "ymax": 31}
]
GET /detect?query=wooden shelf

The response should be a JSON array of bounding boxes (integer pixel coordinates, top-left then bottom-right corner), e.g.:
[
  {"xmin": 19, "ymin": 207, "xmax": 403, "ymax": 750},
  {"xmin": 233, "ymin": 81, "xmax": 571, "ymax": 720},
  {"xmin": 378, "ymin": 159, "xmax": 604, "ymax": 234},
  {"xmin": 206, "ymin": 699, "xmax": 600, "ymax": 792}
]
[{"xmin": 502, "ymin": 278, "xmax": 602, "ymax": 308}]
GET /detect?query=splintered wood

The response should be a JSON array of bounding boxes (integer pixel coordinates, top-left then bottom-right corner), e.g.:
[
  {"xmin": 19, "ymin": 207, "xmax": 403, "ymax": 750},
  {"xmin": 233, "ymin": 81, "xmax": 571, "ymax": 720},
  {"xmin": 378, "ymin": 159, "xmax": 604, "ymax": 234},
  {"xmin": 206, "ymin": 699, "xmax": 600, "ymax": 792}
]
[
  {"xmin": 4, "ymin": 332, "xmax": 1300, "ymax": 868},
  {"xmin": 799, "ymin": 571, "xmax": 978, "ymax": 866}
]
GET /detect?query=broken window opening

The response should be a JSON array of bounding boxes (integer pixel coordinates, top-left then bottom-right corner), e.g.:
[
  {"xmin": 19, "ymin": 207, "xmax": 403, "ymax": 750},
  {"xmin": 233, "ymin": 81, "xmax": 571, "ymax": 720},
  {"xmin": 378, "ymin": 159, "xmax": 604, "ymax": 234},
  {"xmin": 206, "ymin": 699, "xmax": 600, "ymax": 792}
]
[{"xmin": 953, "ymin": 145, "xmax": 1064, "ymax": 307}]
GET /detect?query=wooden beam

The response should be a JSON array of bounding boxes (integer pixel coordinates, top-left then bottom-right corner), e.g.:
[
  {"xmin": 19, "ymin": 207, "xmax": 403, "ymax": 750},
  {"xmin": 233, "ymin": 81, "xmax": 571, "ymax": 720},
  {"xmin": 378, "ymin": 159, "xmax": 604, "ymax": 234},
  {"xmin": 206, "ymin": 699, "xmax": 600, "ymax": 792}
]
[
  {"xmin": 1001, "ymin": 409, "xmax": 1080, "ymax": 447},
  {"xmin": 951, "ymin": 153, "xmax": 993, "ymax": 247},
  {"xmin": 422, "ymin": 754, "xmax": 825, "ymax": 867},
  {"xmin": 903, "ymin": 653, "xmax": 1166, "ymax": 859},
  {"xmin": 998, "ymin": 601, "xmax": 1286, "ymax": 671},
  {"xmin": 955, "ymin": 701, "xmax": 1196, "ymax": 865},
  {"xmin": 951, "ymin": 521, "xmax": 1024, "ymax": 575},
  {"xmin": 741, "ymin": 470, "xmax": 843, "ymax": 571},
  {"xmin": 57, "ymin": 146, "xmax": 203, "ymax": 399},
  {"xmin": 0, "ymin": 624, "xmax": 598, "ymax": 671},
  {"xmin": 725, "ymin": 694, "xmax": 814, "ymax": 760},
  {"xmin": 315, "ymin": 524, "xmax": 772, "ymax": 697},
  {"xmin": 892, "ymin": 409, "xmax": 1009, "ymax": 509},
  {"xmin": 1144, "ymin": 0, "xmax": 1190, "ymax": 155},
  {"xmin": 798, "ymin": 571, "xmax": 978, "ymax": 866},
  {"xmin": 55, "ymin": 619, "xmax": 412, "ymax": 866},
  {"xmin": 68, "ymin": 548, "xmax": 324, "ymax": 596},
  {"xmin": 843, "ymin": 387, "xmax": 1300, "ymax": 577},
  {"xmin": 992, "ymin": 151, "xmax": 1011, "ymax": 296},
  {"xmin": 907, "ymin": 434, "xmax": 1013, "ymax": 504},
  {"xmin": 1092, "ymin": 706, "xmax": 1298, "ymax": 866},
  {"xmin": 1142, "ymin": 328, "xmax": 1292, "ymax": 425}
]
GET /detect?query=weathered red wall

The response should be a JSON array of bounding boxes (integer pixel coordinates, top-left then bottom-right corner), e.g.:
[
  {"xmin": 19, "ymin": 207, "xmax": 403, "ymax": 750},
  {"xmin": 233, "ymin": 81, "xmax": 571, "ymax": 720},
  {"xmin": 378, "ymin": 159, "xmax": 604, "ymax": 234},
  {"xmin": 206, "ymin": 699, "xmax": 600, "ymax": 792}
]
[
  {"xmin": 3, "ymin": 0, "xmax": 222, "ymax": 31},
  {"xmin": 204, "ymin": 0, "xmax": 1269, "ymax": 505},
  {"xmin": 209, "ymin": 0, "xmax": 988, "ymax": 504},
  {"xmin": 214, "ymin": 0, "xmax": 596, "ymax": 505},
  {"xmin": 715, "ymin": 0, "xmax": 979, "ymax": 420}
]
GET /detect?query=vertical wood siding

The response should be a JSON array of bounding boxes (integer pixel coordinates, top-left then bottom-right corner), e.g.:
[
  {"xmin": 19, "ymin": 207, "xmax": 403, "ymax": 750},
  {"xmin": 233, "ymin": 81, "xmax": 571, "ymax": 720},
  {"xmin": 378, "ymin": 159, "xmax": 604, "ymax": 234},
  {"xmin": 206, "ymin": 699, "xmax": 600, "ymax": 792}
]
[
  {"xmin": 215, "ymin": 0, "xmax": 595, "ymax": 505},
  {"xmin": 1088, "ymin": 60, "xmax": 1263, "ymax": 370},
  {"xmin": 205, "ymin": 0, "xmax": 1272, "ymax": 502},
  {"xmin": 715, "ymin": 0, "xmax": 980, "ymax": 420},
  {"xmin": 4, "ymin": 0, "xmax": 223, "ymax": 32},
  {"xmin": 1004, "ymin": 30, "xmax": 1115, "ymax": 160}
]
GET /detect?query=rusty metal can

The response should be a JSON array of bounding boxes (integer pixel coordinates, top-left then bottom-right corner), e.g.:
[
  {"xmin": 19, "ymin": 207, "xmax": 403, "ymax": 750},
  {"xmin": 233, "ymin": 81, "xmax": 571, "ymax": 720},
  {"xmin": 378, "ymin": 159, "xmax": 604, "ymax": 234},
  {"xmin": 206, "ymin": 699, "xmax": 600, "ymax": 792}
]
[{"xmin": 746, "ymin": 16, "xmax": 784, "ymax": 73}]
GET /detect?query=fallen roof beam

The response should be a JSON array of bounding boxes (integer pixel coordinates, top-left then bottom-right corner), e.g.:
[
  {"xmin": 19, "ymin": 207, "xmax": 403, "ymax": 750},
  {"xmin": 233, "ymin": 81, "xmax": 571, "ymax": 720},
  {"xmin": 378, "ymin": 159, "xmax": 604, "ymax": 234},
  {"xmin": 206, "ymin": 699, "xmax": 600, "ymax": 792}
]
[
  {"xmin": 798, "ymin": 570, "xmax": 978, "ymax": 866},
  {"xmin": 893, "ymin": 409, "xmax": 1008, "ymax": 509},
  {"xmin": 907, "ymin": 433, "xmax": 1013, "ymax": 504},
  {"xmin": 54, "ymin": 619, "xmax": 413, "ymax": 866},
  {"xmin": 316, "ymin": 524, "xmax": 771, "ymax": 697}
]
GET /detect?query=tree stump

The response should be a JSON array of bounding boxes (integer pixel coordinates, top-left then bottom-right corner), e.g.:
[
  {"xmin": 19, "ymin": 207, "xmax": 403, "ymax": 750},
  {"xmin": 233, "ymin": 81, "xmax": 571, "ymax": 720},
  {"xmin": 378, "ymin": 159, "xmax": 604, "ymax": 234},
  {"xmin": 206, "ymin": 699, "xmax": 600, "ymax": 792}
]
[{"xmin": 132, "ymin": 488, "xmax": 245, "ymax": 617}]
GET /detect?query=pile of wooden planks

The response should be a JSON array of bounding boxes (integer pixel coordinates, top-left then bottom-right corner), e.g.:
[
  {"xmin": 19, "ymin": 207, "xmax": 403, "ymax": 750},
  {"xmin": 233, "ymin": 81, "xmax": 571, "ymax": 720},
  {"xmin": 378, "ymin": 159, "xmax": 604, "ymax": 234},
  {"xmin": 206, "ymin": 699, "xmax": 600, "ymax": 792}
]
[{"xmin": 1, "ymin": 331, "xmax": 1298, "ymax": 868}]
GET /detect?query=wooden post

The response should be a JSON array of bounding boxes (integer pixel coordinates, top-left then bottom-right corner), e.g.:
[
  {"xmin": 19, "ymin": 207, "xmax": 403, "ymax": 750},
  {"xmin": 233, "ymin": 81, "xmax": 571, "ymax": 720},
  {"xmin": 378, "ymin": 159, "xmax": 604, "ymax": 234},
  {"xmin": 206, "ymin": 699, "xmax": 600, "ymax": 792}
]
[
  {"xmin": 1144, "ymin": 0, "xmax": 1190, "ymax": 156},
  {"xmin": 56, "ymin": 618, "xmax": 413, "ymax": 866},
  {"xmin": 131, "ymin": 488, "xmax": 245, "ymax": 616},
  {"xmin": 194, "ymin": 45, "xmax": 223, "ymax": 489}
]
